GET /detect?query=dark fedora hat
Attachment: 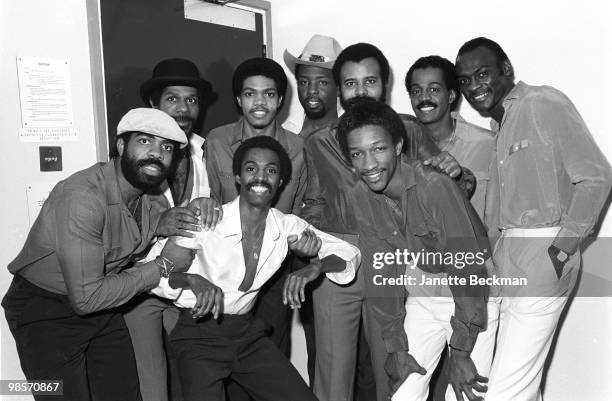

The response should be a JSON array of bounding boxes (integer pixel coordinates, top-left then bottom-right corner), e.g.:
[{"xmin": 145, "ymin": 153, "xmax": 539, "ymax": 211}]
[{"xmin": 140, "ymin": 58, "xmax": 212, "ymax": 104}]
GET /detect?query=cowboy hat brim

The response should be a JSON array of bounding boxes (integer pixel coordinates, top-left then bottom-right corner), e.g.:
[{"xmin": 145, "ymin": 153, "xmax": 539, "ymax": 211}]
[
  {"xmin": 283, "ymin": 49, "xmax": 335, "ymax": 75},
  {"xmin": 140, "ymin": 76, "xmax": 212, "ymax": 104}
]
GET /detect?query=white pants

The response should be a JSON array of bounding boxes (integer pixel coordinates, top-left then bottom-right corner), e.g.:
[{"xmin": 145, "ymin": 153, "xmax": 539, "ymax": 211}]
[
  {"xmin": 392, "ymin": 297, "xmax": 500, "ymax": 401},
  {"xmin": 485, "ymin": 227, "xmax": 579, "ymax": 401}
]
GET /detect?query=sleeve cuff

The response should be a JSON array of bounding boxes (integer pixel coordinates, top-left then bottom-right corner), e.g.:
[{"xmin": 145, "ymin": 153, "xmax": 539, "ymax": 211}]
[
  {"xmin": 449, "ymin": 316, "xmax": 481, "ymax": 352},
  {"xmin": 551, "ymin": 227, "xmax": 581, "ymax": 255},
  {"xmin": 383, "ymin": 335, "xmax": 409, "ymax": 353},
  {"xmin": 141, "ymin": 262, "xmax": 162, "ymax": 291}
]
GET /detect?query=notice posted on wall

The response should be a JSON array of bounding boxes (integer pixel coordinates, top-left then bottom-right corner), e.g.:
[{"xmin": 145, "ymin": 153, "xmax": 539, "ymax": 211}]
[
  {"xmin": 25, "ymin": 181, "xmax": 55, "ymax": 227},
  {"xmin": 17, "ymin": 56, "xmax": 77, "ymax": 142}
]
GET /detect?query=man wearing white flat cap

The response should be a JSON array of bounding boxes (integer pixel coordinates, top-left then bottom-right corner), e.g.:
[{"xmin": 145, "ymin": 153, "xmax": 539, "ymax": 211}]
[{"xmin": 3, "ymin": 108, "xmax": 195, "ymax": 401}]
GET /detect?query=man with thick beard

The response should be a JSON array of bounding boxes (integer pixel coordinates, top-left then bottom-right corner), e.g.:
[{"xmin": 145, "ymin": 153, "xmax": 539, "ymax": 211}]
[{"xmin": 2, "ymin": 108, "xmax": 195, "ymax": 401}]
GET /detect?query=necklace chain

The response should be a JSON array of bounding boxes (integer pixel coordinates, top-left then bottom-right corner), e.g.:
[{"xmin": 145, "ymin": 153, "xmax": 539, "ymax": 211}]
[
  {"xmin": 129, "ymin": 196, "xmax": 142, "ymax": 217},
  {"xmin": 242, "ymin": 223, "xmax": 265, "ymax": 260}
]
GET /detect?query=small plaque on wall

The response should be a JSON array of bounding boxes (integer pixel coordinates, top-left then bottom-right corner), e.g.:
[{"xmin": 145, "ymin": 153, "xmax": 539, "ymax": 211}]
[{"xmin": 39, "ymin": 146, "xmax": 63, "ymax": 171}]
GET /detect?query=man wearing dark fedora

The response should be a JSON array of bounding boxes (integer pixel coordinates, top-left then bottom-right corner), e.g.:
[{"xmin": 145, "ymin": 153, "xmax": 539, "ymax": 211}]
[{"xmin": 123, "ymin": 58, "xmax": 221, "ymax": 401}]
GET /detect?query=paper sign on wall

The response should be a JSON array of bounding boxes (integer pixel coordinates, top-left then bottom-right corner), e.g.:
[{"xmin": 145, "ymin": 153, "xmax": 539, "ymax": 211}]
[{"xmin": 17, "ymin": 56, "xmax": 77, "ymax": 142}]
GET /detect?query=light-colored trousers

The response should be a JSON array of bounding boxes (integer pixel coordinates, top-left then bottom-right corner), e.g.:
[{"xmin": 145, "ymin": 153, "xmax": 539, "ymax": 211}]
[
  {"xmin": 485, "ymin": 227, "xmax": 579, "ymax": 401},
  {"xmin": 123, "ymin": 295, "xmax": 180, "ymax": 401},
  {"xmin": 392, "ymin": 297, "xmax": 500, "ymax": 401}
]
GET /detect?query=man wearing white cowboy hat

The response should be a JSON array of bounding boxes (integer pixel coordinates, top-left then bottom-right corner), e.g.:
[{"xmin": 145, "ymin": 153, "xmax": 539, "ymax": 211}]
[
  {"xmin": 283, "ymin": 34, "xmax": 342, "ymax": 139},
  {"xmin": 123, "ymin": 58, "xmax": 222, "ymax": 401}
]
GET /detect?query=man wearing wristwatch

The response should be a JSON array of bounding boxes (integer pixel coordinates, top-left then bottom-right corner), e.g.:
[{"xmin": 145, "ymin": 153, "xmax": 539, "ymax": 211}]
[
  {"xmin": 2, "ymin": 108, "xmax": 195, "ymax": 401},
  {"xmin": 455, "ymin": 37, "xmax": 612, "ymax": 400}
]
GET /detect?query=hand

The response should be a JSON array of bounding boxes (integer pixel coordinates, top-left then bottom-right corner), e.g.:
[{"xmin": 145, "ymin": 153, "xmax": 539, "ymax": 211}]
[
  {"xmin": 547, "ymin": 245, "xmax": 568, "ymax": 279},
  {"xmin": 187, "ymin": 275, "xmax": 223, "ymax": 320},
  {"xmin": 188, "ymin": 197, "xmax": 223, "ymax": 231},
  {"xmin": 156, "ymin": 206, "xmax": 200, "ymax": 238},
  {"xmin": 447, "ymin": 348, "xmax": 488, "ymax": 401},
  {"xmin": 160, "ymin": 239, "xmax": 195, "ymax": 273},
  {"xmin": 287, "ymin": 229, "xmax": 322, "ymax": 258},
  {"xmin": 384, "ymin": 351, "xmax": 426, "ymax": 397},
  {"xmin": 424, "ymin": 151, "xmax": 462, "ymax": 178},
  {"xmin": 282, "ymin": 263, "xmax": 322, "ymax": 309}
]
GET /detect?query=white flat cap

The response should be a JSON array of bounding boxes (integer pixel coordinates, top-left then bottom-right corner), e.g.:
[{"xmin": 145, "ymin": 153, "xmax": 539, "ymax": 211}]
[{"xmin": 117, "ymin": 108, "xmax": 188, "ymax": 148}]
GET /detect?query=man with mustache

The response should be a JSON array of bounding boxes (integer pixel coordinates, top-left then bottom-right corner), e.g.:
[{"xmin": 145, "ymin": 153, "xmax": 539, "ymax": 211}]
[
  {"xmin": 301, "ymin": 43, "xmax": 473, "ymax": 401},
  {"xmin": 455, "ymin": 37, "xmax": 611, "ymax": 401},
  {"xmin": 205, "ymin": 58, "xmax": 307, "ymax": 369},
  {"xmin": 2, "ymin": 108, "xmax": 196, "ymax": 401},
  {"xmin": 150, "ymin": 135, "xmax": 360, "ymax": 401},
  {"xmin": 283, "ymin": 33, "xmax": 344, "ymax": 387},
  {"xmin": 406, "ymin": 55, "xmax": 495, "ymax": 219},
  {"xmin": 335, "ymin": 100, "xmax": 491, "ymax": 401},
  {"xmin": 405, "ymin": 55, "xmax": 498, "ymax": 401},
  {"xmin": 123, "ymin": 58, "xmax": 220, "ymax": 401},
  {"xmin": 283, "ymin": 34, "xmax": 342, "ymax": 140}
]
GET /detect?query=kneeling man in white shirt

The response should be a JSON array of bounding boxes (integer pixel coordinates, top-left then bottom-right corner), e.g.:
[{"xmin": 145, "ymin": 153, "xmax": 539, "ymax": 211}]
[{"xmin": 150, "ymin": 136, "xmax": 360, "ymax": 401}]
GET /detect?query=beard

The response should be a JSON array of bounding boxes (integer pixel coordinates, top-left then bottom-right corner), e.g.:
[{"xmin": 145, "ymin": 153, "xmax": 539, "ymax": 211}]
[
  {"xmin": 120, "ymin": 150, "xmax": 176, "ymax": 193},
  {"xmin": 340, "ymin": 86, "xmax": 387, "ymax": 111}
]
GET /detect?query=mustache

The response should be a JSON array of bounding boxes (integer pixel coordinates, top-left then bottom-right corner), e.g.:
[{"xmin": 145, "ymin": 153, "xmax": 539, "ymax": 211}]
[
  {"xmin": 343, "ymin": 96, "xmax": 378, "ymax": 110},
  {"xmin": 137, "ymin": 159, "xmax": 166, "ymax": 171},
  {"xmin": 305, "ymin": 96, "xmax": 322, "ymax": 103},
  {"xmin": 246, "ymin": 180, "xmax": 272, "ymax": 191},
  {"xmin": 416, "ymin": 101, "xmax": 437, "ymax": 109},
  {"xmin": 173, "ymin": 115, "xmax": 194, "ymax": 123}
]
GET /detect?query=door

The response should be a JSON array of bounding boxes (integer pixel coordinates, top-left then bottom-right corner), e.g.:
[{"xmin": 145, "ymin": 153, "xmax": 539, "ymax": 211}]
[{"xmin": 96, "ymin": 0, "xmax": 268, "ymax": 156}]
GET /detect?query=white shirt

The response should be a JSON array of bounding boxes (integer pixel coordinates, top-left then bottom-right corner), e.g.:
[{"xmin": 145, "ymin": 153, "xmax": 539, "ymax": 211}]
[
  {"xmin": 162, "ymin": 134, "xmax": 210, "ymax": 206},
  {"xmin": 151, "ymin": 197, "xmax": 360, "ymax": 314},
  {"xmin": 139, "ymin": 134, "xmax": 210, "ymax": 266}
]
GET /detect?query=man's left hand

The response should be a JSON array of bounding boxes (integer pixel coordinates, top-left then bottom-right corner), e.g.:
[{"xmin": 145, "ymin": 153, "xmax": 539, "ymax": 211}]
[
  {"xmin": 548, "ymin": 245, "xmax": 568, "ymax": 279},
  {"xmin": 385, "ymin": 351, "xmax": 426, "ymax": 398},
  {"xmin": 287, "ymin": 229, "xmax": 322, "ymax": 257},
  {"xmin": 424, "ymin": 151, "xmax": 462, "ymax": 178},
  {"xmin": 447, "ymin": 348, "xmax": 488, "ymax": 401},
  {"xmin": 282, "ymin": 262, "xmax": 322, "ymax": 309}
]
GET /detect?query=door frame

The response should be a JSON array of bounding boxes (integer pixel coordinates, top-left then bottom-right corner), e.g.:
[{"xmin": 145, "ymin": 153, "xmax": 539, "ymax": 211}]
[{"xmin": 85, "ymin": 0, "xmax": 272, "ymax": 162}]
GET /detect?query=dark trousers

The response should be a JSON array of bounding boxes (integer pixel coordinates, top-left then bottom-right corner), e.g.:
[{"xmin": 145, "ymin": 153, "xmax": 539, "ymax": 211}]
[
  {"xmin": 226, "ymin": 259, "xmax": 293, "ymax": 401},
  {"xmin": 2, "ymin": 275, "xmax": 140, "ymax": 401},
  {"xmin": 170, "ymin": 310, "xmax": 316, "ymax": 401}
]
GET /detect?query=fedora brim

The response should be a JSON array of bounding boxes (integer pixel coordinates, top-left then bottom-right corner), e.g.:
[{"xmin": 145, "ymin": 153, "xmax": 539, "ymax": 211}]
[
  {"xmin": 283, "ymin": 49, "xmax": 334, "ymax": 75},
  {"xmin": 140, "ymin": 76, "xmax": 212, "ymax": 105}
]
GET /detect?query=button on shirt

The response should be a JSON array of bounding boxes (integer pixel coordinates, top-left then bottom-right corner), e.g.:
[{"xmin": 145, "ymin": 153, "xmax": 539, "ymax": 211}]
[
  {"xmin": 151, "ymin": 197, "xmax": 360, "ymax": 313},
  {"xmin": 205, "ymin": 118, "xmax": 306, "ymax": 215},
  {"xmin": 488, "ymin": 81, "xmax": 612, "ymax": 254},
  {"xmin": 7, "ymin": 160, "xmax": 165, "ymax": 315}
]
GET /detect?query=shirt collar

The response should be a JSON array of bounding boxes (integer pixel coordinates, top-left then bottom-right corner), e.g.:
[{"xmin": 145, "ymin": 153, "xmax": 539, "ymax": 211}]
[
  {"xmin": 105, "ymin": 159, "xmax": 124, "ymax": 206},
  {"xmin": 229, "ymin": 118, "xmax": 289, "ymax": 150},
  {"xmin": 216, "ymin": 196, "xmax": 281, "ymax": 245},
  {"xmin": 490, "ymin": 81, "xmax": 526, "ymax": 131},
  {"xmin": 189, "ymin": 133, "xmax": 205, "ymax": 158}
]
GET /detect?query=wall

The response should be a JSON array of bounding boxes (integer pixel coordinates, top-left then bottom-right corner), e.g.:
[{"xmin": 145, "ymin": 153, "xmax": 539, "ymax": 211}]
[
  {"xmin": 0, "ymin": 0, "xmax": 97, "ymax": 392},
  {"xmin": 0, "ymin": 1, "xmax": 610, "ymax": 400},
  {"xmin": 271, "ymin": 1, "xmax": 612, "ymax": 400}
]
